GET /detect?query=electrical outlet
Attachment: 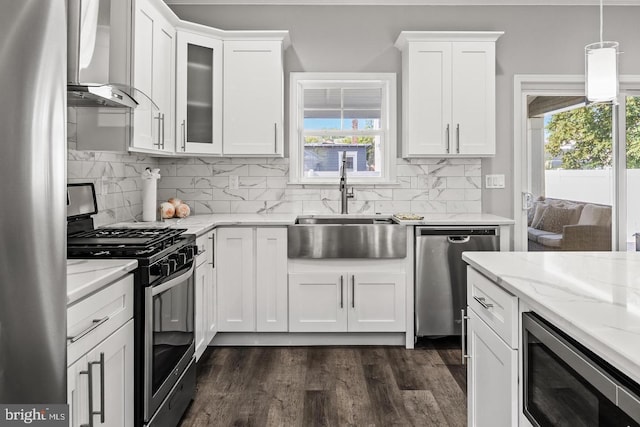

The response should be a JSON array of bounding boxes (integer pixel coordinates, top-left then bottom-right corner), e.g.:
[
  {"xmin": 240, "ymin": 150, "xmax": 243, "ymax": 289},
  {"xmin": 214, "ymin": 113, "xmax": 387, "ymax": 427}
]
[
  {"xmin": 485, "ymin": 174, "xmax": 505, "ymax": 189},
  {"xmin": 229, "ymin": 175, "xmax": 239, "ymax": 190}
]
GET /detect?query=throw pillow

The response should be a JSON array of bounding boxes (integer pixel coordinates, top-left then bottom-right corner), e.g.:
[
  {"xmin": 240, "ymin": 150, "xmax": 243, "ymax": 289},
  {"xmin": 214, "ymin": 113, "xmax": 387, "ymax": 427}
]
[
  {"xmin": 531, "ymin": 203, "xmax": 548, "ymax": 229},
  {"xmin": 578, "ymin": 204, "xmax": 612, "ymax": 227},
  {"xmin": 537, "ymin": 205, "xmax": 574, "ymax": 234}
]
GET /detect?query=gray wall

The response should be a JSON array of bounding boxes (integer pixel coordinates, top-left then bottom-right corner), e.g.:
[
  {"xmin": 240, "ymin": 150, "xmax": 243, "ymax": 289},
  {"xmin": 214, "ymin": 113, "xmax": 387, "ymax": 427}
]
[{"xmin": 168, "ymin": 4, "xmax": 640, "ymax": 219}]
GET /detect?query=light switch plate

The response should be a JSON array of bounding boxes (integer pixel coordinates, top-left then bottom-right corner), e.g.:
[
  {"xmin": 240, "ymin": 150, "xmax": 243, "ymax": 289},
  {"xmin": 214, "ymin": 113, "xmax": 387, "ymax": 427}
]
[{"xmin": 485, "ymin": 174, "xmax": 505, "ymax": 189}]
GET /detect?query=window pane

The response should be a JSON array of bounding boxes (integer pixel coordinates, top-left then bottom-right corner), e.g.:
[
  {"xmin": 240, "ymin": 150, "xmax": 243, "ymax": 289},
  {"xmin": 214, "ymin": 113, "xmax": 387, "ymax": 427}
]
[
  {"xmin": 304, "ymin": 88, "xmax": 341, "ymax": 109},
  {"xmin": 343, "ymin": 88, "xmax": 382, "ymax": 110},
  {"xmin": 342, "ymin": 117, "xmax": 380, "ymax": 130},
  {"xmin": 527, "ymin": 102, "xmax": 612, "ymax": 252},
  {"xmin": 303, "ymin": 135, "xmax": 382, "ymax": 178},
  {"xmin": 303, "ymin": 116, "xmax": 341, "ymax": 131},
  {"xmin": 626, "ymin": 96, "xmax": 640, "ymax": 250}
]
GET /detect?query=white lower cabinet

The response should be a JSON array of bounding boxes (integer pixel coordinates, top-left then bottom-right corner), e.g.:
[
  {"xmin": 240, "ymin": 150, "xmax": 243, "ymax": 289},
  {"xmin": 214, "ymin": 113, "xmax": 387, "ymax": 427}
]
[
  {"xmin": 67, "ymin": 274, "xmax": 134, "ymax": 427},
  {"xmin": 466, "ymin": 266, "xmax": 518, "ymax": 427},
  {"xmin": 289, "ymin": 273, "xmax": 346, "ymax": 332},
  {"xmin": 289, "ymin": 270, "xmax": 406, "ymax": 332},
  {"xmin": 467, "ymin": 308, "xmax": 517, "ymax": 427},
  {"xmin": 194, "ymin": 248, "xmax": 211, "ymax": 360},
  {"xmin": 195, "ymin": 230, "xmax": 217, "ymax": 360},
  {"xmin": 67, "ymin": 320, "xmax": 134, "ymax": 427},
  {"xmin": 217, "ymin": 227, "xmax": 288, "ymax": 332}
]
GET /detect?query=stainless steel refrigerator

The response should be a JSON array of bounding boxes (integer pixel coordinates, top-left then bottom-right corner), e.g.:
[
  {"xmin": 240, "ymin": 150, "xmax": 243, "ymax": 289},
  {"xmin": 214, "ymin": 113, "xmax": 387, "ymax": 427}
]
[{"xmin": 0, "ymin": 0, "xmax": 67, "ymax": 403}]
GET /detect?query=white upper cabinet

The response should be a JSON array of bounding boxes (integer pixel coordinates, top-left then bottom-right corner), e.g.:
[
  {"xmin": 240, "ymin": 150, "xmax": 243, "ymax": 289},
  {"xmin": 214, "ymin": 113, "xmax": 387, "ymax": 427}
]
[
  {"xmin": 395, "ymin": 31, "xmax": 503, "ymax": 157},
  {"xmin": 175, "ymin": 30, "xmax": 223, "ymax": 155},
  {"xmin": 132, "ymin": 0, "xmax": 175, "ymax": 154},
  {"xmin": 223, "ymin": 40, "xmax": 285, "ymax": 156}
]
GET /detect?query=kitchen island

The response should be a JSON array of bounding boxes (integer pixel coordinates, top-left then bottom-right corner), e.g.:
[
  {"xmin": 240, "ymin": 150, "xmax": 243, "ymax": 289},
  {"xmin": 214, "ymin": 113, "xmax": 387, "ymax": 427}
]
[{"xmin": 463, "ymin": 251, "xmax": 640, "ymax": 426}]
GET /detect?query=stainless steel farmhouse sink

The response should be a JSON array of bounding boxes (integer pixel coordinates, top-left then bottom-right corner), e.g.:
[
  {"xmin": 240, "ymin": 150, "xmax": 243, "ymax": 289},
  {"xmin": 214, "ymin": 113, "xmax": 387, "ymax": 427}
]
[{"xmin": 288, "ymin": 216, "xmax": 406, "ymax": 259}]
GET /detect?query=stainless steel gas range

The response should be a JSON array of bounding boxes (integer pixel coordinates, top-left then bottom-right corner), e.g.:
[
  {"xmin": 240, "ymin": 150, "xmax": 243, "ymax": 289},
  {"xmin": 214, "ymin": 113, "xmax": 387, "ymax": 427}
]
[{"xmin": 67, "ymin": 183, "xmax": 197, "ymax": 427}]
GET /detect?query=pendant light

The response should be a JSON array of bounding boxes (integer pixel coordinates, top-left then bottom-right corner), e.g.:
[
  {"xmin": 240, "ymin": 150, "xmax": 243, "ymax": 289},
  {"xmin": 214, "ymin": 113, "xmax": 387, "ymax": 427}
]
[{"xmin": 585, "ymin": 0, "xmax": 619, "ymax": 104}]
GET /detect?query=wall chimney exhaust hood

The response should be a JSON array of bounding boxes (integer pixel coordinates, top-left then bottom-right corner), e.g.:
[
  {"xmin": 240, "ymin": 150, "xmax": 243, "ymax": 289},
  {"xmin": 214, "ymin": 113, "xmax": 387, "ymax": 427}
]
[{"xmin": 67, "ymin": 0, "xmax": 150, "ymax": 109}]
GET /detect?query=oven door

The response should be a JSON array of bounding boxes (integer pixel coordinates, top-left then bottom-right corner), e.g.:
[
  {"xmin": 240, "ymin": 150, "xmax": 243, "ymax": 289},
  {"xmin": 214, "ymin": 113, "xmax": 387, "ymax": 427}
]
[
  {"xmin": 144, "ymin": 262, "xmax": 195, "ymax": 422},
  {"xmin": 523, "ymin": 313, "xmax": 640, "ymax": 427}
]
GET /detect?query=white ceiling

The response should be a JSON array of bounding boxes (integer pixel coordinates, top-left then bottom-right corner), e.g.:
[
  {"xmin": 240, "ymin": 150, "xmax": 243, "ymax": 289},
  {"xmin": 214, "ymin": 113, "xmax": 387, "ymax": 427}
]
[{"xmin": 164, "ymin": 0, "xmax": 639, "ymax": 5}]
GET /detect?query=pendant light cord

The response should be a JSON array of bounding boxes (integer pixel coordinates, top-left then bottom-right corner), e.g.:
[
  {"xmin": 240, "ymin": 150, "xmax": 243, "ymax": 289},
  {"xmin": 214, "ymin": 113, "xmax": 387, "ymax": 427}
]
[{"xmin": 600, "ymin": 0, "xmax": 604, "ymax": 44}]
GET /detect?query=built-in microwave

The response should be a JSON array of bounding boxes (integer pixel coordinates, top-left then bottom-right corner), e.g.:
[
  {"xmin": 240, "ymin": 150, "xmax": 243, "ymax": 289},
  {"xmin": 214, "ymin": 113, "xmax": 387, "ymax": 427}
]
[{"xmin": 523, "ymin": 312, "xmax": 640, "ymax": 427}]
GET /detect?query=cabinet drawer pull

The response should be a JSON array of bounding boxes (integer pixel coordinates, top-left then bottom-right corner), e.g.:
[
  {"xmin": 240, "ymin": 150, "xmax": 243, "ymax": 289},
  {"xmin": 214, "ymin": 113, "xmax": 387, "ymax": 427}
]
[
  {"xmin": 473, "ymin": 296, "xmax": 494, "ymax": 309},
  {"xmin": 67, "ymin": 316, "xmax": 109, "ymax": 343}
]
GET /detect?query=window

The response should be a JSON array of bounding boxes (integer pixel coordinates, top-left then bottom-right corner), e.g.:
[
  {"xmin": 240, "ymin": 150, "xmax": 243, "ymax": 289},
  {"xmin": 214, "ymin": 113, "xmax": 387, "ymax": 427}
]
[{"xmin": 289, "ymin": 73, "xmax": 397, "ymax": 184}]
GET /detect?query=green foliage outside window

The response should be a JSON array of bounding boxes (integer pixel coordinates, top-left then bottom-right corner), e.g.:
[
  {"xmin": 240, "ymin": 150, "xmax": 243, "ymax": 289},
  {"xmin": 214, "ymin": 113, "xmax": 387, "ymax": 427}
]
[{"xmin": 546, "ymin": 97, "xmax": 640, "ymax": 169}]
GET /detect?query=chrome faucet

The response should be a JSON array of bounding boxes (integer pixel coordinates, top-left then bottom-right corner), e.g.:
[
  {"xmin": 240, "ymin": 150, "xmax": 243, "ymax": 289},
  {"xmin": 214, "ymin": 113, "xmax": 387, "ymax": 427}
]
[{"xmin": 340, "ymin": 151, "xmax": 355, "ymax": 214}]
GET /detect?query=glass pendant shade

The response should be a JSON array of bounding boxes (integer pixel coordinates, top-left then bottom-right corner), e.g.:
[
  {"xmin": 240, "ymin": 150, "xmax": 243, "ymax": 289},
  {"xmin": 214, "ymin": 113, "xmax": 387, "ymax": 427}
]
[{"xmin": 585, "ymin": 41, "xmax": 619, "ymax": 103}]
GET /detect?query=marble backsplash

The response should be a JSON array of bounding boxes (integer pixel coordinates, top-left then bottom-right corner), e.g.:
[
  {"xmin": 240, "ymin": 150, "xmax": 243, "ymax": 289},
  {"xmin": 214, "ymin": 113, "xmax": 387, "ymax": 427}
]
[
  {"xmin": 67, "ymin": 108, "xmax": 159, "ymax": 227},
  {"xmin": 155, "ymin": 157, "xmax": 482, "ymax": 215},
  {"xmin": 68, "ymin": 109, "xmax": 481, "ymax": 222}
]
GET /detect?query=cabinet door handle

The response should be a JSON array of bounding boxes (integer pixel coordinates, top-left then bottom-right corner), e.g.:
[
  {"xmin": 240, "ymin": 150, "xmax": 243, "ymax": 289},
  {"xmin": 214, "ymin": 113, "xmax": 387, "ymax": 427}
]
[
  {"xmin": 181, "ymin": 119, "xmax": 186, "ymax": 151},
  {"xmin": 340, "ymin": 276, "xmax": 344, "ymax": 308},
  {"xmin": 79, "ymin": 366, "xmax": 93, "ymax": 427},
  {"xmin": 208, "ymin": 234, "xmax": 215, "ymax": 268},
  {"xmin": 89, "ymin": 353, "xmax": 105, "ymax": 424},
  {"xmin": 154, "ymin": 113, "xmax": 162, "ymax": 148},
  {"xmin": 446, "ymin": 124, "xmax": 450, "ymax": 153},
  {"xmin": 473, "ymin": 296, "xmax": 494, "ymax": 309},
  {"xmin": 351, "ymin": 275, "xmax": 355, "ymax": 308},
  {"xmin": 456, "ymin": 123, "xmax": 460, "ymax": 154},
  {"xmin": 273, "ymin": 123, "xmax": 277, "ymax": 153},
  {"xmin": 161, "ymin": 113, "xmax": 166, "ymax": 150},
  {"xmin": 461, "ymin": 308, "xmax": 470, "ymax": 365},
  {"xmin": 67, "ymin": 316, "xmax": 109, "ymax": 343}
]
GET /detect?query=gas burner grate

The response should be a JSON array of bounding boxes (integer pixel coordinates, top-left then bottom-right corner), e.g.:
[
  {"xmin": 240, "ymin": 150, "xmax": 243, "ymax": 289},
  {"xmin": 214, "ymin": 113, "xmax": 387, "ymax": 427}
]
[{"xmin": 67, "ymin": 228, "xmax": 187, "ymax": 257}]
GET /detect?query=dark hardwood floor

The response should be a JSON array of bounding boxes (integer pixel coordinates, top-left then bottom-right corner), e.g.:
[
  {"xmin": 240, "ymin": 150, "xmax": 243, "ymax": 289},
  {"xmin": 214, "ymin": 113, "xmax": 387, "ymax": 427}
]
[{"xmin": 179, "ymin": 337, "xmax": 466, "ymax": 427}]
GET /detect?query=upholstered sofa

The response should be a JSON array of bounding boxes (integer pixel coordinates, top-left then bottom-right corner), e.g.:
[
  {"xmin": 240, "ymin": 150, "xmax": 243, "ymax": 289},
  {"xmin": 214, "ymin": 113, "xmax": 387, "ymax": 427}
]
[{"xmin": 527, "ymin": 197, "xmax": 612, "ymax": 251}]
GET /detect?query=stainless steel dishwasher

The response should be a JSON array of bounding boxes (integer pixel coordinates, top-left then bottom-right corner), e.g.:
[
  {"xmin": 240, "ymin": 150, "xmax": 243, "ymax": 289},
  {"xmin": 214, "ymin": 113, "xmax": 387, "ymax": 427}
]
[{"xmin": 415, "ymin": 226, "xmax": 500, "ymax": 337}]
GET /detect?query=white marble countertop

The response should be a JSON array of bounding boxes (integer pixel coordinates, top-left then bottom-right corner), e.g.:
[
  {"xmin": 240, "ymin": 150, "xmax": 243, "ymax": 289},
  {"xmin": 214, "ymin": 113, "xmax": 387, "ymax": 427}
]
[
  {"xmin": 110, "ymin": 212, "xmax": 514, "ymax": 236},
  {"xmin": 67, "ymin": 259, "xmax": 137, "ymax": 305},
  {"xmin": 462, "ymin": 251, "xmax": 640, "ymax": 385}
]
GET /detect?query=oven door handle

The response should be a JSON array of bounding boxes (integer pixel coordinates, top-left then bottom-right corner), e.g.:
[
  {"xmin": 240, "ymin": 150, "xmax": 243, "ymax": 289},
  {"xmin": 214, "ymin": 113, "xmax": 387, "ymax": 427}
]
[{"xmin": 151, "ymin": 263, "xmax": 195, "ymax": 296}]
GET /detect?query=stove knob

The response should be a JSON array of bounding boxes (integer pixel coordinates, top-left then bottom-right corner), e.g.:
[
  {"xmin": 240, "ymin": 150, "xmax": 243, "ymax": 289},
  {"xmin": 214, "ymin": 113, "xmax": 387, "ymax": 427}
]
[
  {"xmin": 178, "ymin": 252, "xmax": 187, "ymax": 265},
  {"xmin": 160, "ymin": 261, "xmax": 171, "ymax": 276},
  {"xmin": 169, "ymin": 259, "xmax": 178, "ymax": 273},
  {"xmin": 186, "ymin": 246, "xmax": 195, "ymax": 259}
]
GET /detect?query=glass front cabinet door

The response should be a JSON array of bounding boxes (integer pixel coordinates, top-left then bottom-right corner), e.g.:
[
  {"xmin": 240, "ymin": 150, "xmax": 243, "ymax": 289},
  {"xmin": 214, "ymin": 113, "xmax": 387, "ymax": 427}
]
[{"xmin": 175, "ymin": 30, "xmax": 223, "ymax": 155}]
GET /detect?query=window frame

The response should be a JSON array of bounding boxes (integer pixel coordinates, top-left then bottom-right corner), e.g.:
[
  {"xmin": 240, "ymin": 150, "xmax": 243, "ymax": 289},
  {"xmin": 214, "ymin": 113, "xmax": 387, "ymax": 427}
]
[{"xmin": 289, "ymin": 72, "xmax": 397, "ymax": 185}]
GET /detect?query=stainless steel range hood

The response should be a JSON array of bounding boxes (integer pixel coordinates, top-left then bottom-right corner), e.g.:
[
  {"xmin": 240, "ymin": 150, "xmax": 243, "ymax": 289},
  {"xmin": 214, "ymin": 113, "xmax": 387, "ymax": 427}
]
[{"xmin": 67, "ymin": 0, "xmax": 141, "ymax": 109}]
